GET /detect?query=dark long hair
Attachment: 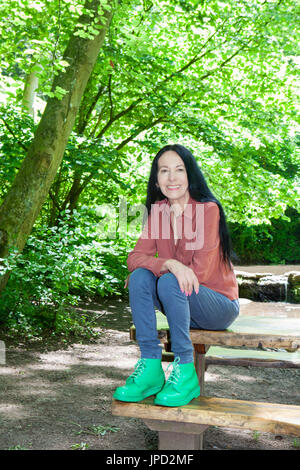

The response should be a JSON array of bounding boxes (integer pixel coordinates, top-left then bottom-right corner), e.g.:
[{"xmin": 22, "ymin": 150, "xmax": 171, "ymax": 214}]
[{"xmin": 144, "ymin": 143, "xmax": 234, "ymax": 271}]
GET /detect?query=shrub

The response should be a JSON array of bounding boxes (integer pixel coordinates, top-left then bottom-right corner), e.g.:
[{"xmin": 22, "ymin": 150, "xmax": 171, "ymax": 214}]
[{"xmin": 0, "ymin": 208, "xmax": 130, "ymax": 340}]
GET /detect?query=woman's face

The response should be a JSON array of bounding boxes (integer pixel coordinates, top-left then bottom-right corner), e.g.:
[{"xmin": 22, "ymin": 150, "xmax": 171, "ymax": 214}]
[{"xmin": 156, "ymin": 151, "xmax": 189, "ymax": 206}]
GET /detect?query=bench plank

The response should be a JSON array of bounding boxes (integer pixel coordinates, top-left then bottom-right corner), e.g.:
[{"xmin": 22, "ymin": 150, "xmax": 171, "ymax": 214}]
[{"xmin": 112, "ymin": 396, "xmax": 300, "ymax": 437}]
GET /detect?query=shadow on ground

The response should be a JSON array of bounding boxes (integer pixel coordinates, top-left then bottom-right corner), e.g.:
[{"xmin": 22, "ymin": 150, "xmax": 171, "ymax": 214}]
[{"xmin": 0, "ymin": 296, "xmax": 299, "ymax": 450}]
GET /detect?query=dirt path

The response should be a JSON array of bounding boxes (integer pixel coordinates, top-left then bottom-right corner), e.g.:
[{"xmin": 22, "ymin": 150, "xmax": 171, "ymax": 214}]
[{"xmin": 0, "ymin": 297, "xmax": 299, "ymax": 451}]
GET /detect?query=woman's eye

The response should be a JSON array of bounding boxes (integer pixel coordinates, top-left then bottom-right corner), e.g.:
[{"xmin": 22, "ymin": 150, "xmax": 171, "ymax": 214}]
[{"xmin": 160, "ymin": 168, "xmax": 184, "ymax": 173}]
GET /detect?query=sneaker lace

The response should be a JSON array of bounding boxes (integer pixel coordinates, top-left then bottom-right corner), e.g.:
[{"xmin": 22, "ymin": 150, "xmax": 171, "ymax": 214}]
[
  {"xmin": 165, "ymin": 357, "xmax": 181, "ymax": 386},
  {"xmin": 129, "ymin": 359, "xmax": 147, "ymax": 381}
]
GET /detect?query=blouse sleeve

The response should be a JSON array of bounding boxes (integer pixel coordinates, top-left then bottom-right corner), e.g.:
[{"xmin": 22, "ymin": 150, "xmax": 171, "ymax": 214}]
[{"xmin": 127, "ymin": 210, "xmax": 170, "ymax": 277}]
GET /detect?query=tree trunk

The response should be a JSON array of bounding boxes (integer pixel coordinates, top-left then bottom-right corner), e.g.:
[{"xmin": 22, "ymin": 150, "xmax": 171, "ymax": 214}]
[
  {"xmin": 0, "ymin": 0, "xmax": 114, "ymax": 293},
  {"xmin": 22, "ymin": 66, "xmax": 40, "ymax": 120}
]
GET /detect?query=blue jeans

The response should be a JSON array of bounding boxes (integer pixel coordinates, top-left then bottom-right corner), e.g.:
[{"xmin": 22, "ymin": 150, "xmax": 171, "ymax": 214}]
[{"xmin": 128, "ymin": 267, "xmax": 240, "ymax": 364}]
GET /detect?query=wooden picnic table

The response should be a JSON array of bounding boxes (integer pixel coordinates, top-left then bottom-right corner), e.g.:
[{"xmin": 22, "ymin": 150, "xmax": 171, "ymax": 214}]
[
  {"xmin": 112, "ymin": 309, "xmax": 300, "ymax": 449},
  {"xmin": 130, "ymin": 311, "xmax": 300, "ymax": 386},
  {"xmin": 130, "ymin": 310, "xmax": 300, "ymax": 350}
]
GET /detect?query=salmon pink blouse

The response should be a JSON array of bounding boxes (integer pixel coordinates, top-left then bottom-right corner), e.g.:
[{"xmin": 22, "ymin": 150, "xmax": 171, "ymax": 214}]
[{"xmin": 127, "ymin": 195, "xmax": 239, "ymax": 300}]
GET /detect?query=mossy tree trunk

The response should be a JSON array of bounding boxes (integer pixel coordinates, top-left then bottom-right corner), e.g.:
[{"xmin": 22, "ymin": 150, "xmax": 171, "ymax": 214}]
[{"xmin": 0, "ymin": 0, "xmax": 114, "ymax": 293}]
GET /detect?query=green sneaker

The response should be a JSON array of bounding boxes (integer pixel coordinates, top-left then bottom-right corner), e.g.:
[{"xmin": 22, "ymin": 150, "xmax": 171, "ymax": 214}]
[
  {"xmin": 154, "ymin": 357, "xmax": 200, "ymax": 407},
  {"xmin": 113, "ymin": 358, "xmax": 165, "ymax": 402}
]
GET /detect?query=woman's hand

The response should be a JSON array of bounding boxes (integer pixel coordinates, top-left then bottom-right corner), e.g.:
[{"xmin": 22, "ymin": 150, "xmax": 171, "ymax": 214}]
[
  {"xmin": 165, "ymin": 259, "xmax": 199, "ymax": 296},
  {"xmin": 124, "ymin": 274, "xmax": 130, "ymax": 289}
]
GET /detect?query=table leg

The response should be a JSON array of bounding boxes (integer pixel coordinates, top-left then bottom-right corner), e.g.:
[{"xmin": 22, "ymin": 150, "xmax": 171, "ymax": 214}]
[
  {"xmin": 143, "ymin": 419, "xmax": 209, "ymax": 450},
  {"xmin": 193, "ymin": 344, "xmax": 210, "ymax": 396}
]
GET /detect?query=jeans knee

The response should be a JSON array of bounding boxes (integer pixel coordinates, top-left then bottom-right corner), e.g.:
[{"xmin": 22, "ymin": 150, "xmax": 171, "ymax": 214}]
[
  {"xmin": 222, "ymin": 305, "xmax": 239, "ymax": 329},
  {"xmin": 128, "ymin": 268, "xmax": 155, "ymax": 290},
  {"xmin": 157, "ymin": 272, "xmax": 179, "ymax": 298}
]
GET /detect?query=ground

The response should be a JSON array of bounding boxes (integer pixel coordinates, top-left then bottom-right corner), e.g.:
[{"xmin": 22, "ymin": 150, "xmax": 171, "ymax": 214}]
[{"xmin": 0, "ymin": 295, "xmax": 299, "ymax": 451}]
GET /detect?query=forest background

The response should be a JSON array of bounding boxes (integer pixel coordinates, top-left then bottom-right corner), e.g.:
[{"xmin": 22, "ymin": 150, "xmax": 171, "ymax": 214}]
[{"xmin": 0, "ymin": 0, "xmax": 299, "ymax": 341}]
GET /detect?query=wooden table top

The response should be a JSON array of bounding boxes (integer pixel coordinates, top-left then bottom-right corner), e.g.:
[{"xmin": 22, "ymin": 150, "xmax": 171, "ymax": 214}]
[{"xmin": 130, "ymin": 311, "xmax": 300, "ymax": 351}]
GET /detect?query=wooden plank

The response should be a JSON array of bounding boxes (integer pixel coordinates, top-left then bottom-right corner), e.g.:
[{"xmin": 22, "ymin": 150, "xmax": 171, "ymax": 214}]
[
  {"xmin": 207, "ymin": 346, "xmax": 300, "ymax": 362},
  {"xmin": 130, "ymin": 312, "xmax": 300, "ymax": 351},
  {"xmin": 154, "ymin": 310, "xmax": 300, "ymax": 337},
  {"xmin": 159, "ymin": 349, "xmax": 300, "ymax": 368},
  {"xmin": 205, "ymin": 346, "xmax": 300, "ymax": 368},
  {"xmin": 143, "ymin": 419, "xmax": 208, "ymax": 449},
  {"xmin": 144, "ymin": 419, "xmax": 208, "ymax": 435},
  {"xmin": 156, "ymin": 430, "xmax": 201, "ymax": 450},
  {"xmin": 112, "ymin": 396, "xmax": 300, "ymax": 437},
  {"xmin": 206, "ymin": 357, "xmax": 300, "ymax": 368},
  {"xmin": 193, "ymin": 344, "xmax": 209, "ymax": 395},
  {"xmin": 189, "ymin": 329, "xmax": 300, "ymax": 351}
]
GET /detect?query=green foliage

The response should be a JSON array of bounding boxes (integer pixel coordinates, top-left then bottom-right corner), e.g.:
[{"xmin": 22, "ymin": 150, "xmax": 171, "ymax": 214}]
[
  {"xmin": 0, "ymin": 0, "xmax": 88, "ymax": 101},
  {"xmin": 74, "ymin": 0, "xmax": 299, "ymax": 223},
  {"xmin": 71, "ymin": 442, "xmax": 89, "ymax": 450},
  {"xmin": 0, "ymin": 0, "xmax": 299, "ymax": 342},
  {"xmin": 7, "ymin": 445, "xmax": 30, "ymax": 450},
  {"xmin": 293, "ymin": 439, "xmax": 300, "ymax": 448},
  {"xmin": 0, "ymin": 208, "xmax": 131, "ymax": 339},
  {"xmin": 0, "ymin": 105, "xmax": 35, "ymax": 198},
  {"xmin": 89, "ymin": 424, "xmax": 120, "ymax": 436},
  {"xmin": 1, "ymin": 0, "xmax": 299, "ymax": 223},
  {"xmin": 230, "ymin": 207, "xmax": 300, "ymax": 265},
  {"xmin": 74, "ymin": 422, "xmax": 120, "ymax": 436}
]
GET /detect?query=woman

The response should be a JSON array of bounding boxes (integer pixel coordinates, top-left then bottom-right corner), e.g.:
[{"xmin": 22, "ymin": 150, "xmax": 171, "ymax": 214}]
[{"xmin": 113, "ymin": 144, "xmax": 239, "ymax": 407}]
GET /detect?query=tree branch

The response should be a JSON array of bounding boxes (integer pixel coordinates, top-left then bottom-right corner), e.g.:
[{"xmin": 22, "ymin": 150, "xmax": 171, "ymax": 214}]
[
  {"xmin": 60, "ymin": 171, "xmax": 82, "ymax": 212},
  {"xmin": 199, "ymin": 43, "xmax": 248, "ymax": 81},
  {"xmin": 161, "ymin": 16, "xmax": 230, "ymax": 84},
  {"xmin": 96, "ymin": 96, "xmax": 143, "ymax": 139},
  {"xmin": 93, "ymin": 1, "xmax": 283, "ymax": 143},
  {"xmin": 108, "ymin": 73, "xmax": 113, "ymax": 120},
  {"xmin": 76, "ymin": 83, "xmax": 105, "ymax": 134},
  {"xmin": 116, "ymin": 116, "xmax": 166, "ymax": 151},
  {"xmin": 93, "ymin": 17, "xmax": 245, "ymax": 140},
  {"xmin": 89, "ymin": 102, "xmax": 107, "ymax": 138},
  {"xmin": 0, "ymin": 118, "xmax": 29, "ymax": 152},
  {"xmin": 49, "ymin": 189, "xmax": 62, "ymax": 211}
]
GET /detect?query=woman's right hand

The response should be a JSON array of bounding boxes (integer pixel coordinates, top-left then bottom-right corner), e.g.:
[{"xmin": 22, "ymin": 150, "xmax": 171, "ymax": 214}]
[
  {"xmin": 165, "ymin": 259, "xmax": 199, "ymax": 296},
  {"xmin": 124, "ymin": 274, "xmax": 130, "ymax": 289}
]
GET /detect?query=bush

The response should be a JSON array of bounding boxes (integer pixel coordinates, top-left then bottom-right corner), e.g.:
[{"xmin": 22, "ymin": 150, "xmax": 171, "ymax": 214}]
[
  {"xmin": 0, "ymin": 208, "xmax": 131, "ymax": 340},
  {"xmin": 230, "ymin": 207, "xmax": 300, "ymax": 265}
]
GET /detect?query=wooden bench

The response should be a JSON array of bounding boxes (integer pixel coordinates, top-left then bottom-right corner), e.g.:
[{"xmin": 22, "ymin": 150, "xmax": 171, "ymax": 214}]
[
  {"xmin": 112, "ymin": 396, "xmax": 300, "ymax": 450},
  {"xmin": 112, "ymin": 311, "xmax": 300, "ymax": 450}
]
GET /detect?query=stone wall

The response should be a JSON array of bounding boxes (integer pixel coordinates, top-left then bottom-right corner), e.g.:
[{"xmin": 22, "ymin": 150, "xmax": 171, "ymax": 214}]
[{"xmin": 235, "ymin": 271, "xmax": 300, "ymax": 303}]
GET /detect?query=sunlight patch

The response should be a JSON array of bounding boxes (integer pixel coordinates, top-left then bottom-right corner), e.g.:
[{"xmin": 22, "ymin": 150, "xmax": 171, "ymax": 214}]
[
  {"xmin": 28, "ymin": 364, "xmax": 71, "ymax": 371},
  {"xmin": 0, "ymin": 404, "xmax": 31, "ymax": 420}
]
